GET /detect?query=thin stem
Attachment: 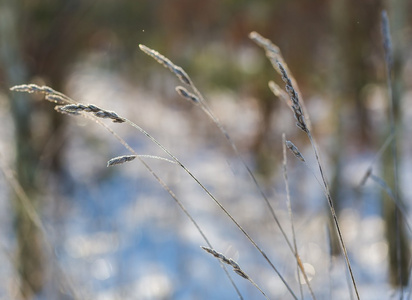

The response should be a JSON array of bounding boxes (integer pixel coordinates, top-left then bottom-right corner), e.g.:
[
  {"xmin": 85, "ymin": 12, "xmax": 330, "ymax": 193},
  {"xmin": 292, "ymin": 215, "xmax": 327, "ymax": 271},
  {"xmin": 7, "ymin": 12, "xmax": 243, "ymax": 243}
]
[
  {"xmin": 140, "ymin": 45, "xmax": 308, "ymax": 274},
  {"xmin": 201, "ymin": 246, "xmax": 269, "ymax": 300},
  {"xmin": 282, "ymin": 134, "xmax": 303, "ymax": 300},
  {"xmin": 272, "ymin": 54, "xmax": 360, "ymax": 299},
  {"xmin": 358, "ymin": 133, "xmax": 394, "ymax": 187},
  {"xmin": 11, "ymin": 84, "xmax": 245, "ymax": 299},
  {"xmin": 85, "ymin": 116, "xmax": 246, "ymax": 300},
  {"xmin": 307, "ymin": 132, "xmax": 359, "ymax": 300},
  {"xmin": 369, "ymin": 174, "xmax": 412, "ymax": 234},
  {"xmin": 122, "ymin": 118, "xmax": 297, "ymax": 299}
]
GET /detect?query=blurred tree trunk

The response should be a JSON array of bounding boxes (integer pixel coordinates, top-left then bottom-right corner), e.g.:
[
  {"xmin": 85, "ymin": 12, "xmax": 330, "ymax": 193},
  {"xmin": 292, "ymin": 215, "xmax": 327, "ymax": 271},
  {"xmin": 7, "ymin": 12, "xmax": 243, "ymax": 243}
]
[
  {"xmin": 0, "ymin": 0, "xmax": 87, "ymax": 298},
  {"xmin": 382, "ymin": 1, "xmax": 410, "ymax": 287},
  {"xmin": 252, "ymin": 92, "xmax": 277, "ymax": 180},
  {"xmin": 327, "ymin": 0, "xmax": 383, "ymax": 255},
  {"xmin": 0, "ymin": 0, "xmax": 44, "ymax": 298},
  {"xmin": 328, "ymin": 0, "xmax": 348, "ymax": 256}
]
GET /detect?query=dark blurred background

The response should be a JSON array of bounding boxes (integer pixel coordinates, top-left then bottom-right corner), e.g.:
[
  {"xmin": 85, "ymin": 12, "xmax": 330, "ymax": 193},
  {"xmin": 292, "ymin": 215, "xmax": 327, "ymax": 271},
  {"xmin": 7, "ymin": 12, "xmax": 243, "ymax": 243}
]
[{"xmin": 0, "ymin": 0, "xmax": 412, "ymax": 299}]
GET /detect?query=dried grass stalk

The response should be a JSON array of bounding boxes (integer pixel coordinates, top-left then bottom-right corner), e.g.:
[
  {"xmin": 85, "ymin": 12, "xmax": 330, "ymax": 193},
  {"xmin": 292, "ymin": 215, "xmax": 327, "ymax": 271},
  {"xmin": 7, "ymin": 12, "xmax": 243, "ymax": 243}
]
[
  {"xmin": 277, "ymin": 62, "xmax": 308, "ymax": 133},
  {"xmin": 201, "ymin": 246, "xmax": 270, "ymax": 299},
  {"xmin": 107, "ymin": 155, "xmax": 176, "ymax": 167},
  {"xmin": 286, "ymin": 140, "xmax": 305, "ymax": 162},
  {"xmin": 57, "ymin": 104, "xmax": 125, "ymax": 123},
  {"xmin": 175, "ymin": 86, "xmax": 200, "ymax": 105},
  {"xmin": 282, "ymin": 134, "xmax": 307, "ymax": 299},
  {"xmin": 107, "ymin": 155, "xmax": 137, "ymax": 167},
  {"xmin": 139, "ymin": 44, "xmax": 192, "ymax": 86},
  {"xmin": 141, "ymin": 44, "xmax": 298, "ymax": 299},
  {"xmin": 248, "ymin": 31, "xmax": 282, "ymax": 64},
  {"xmin": 268, "ymin": 80, "xmax": 292, "ymax": 108},
  {"xmin": 257, "ymin": 35, "xmax": 359, "ymax": 299},
  {"xmin": 201, "ymin": 246, "xmax": 248, "ymax": 279},
  {"xmin": 358, "ymin": 133, "xmax": 394, "ymax": 187},
  {"xmin": 280, "ymin": 72, "xmax": 359, "ymax": 298},
  {"xmin": 250, "ymin": 31, "xmax": 312, "ymax": 131},
  {"xmin": 10, "ymin": 84, "xmax": 72, "ymax": 104},
  {"xmin": 11, "ymin": 83, "xmax": 244, "ymax": 299}
]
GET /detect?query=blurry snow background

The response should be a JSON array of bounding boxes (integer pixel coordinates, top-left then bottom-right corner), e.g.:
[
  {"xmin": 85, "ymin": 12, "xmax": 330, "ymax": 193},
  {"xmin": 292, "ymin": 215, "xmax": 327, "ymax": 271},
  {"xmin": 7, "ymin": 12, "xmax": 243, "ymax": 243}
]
[
  {"xmin": 1, "ymin": 1, "xmax": 412, "ymax": 300},
  {"xmin": 0, "ymin": 63, "xmax": 408, "ymax": 300}
]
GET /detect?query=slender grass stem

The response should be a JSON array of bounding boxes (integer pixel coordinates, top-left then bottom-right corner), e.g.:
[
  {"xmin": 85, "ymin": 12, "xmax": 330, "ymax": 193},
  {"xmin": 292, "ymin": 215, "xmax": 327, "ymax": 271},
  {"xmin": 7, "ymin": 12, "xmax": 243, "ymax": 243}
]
[
  {"xmin": 11, "ymin": 84, "xmax": 246, "ymax": 299},
  {"xmin": 282, "ymin": 134, "xmax": 304, "ymax": 300},
  {"xmin": 71, "ymin": 110, "xmax": 248, "ymax": 300},
  {"xmin": 139, "ymin": 45, "xmax": 296, "ymax": 262},
  {"xmin": 368, "ymin": 174, "xmax": 412, "ymax": 234},
  {"xmin": 140, "ymin": 44, "xmax": 315, "ymax": 295},
  {"xmin": 271, "ymin": 57, "xmax": 360, "ymax": 299},
  {"xmin": 201, "ymin": 246, "xmax": 270, "ymax": 300},
  {"xmin": 358, "ymin": 133, "xmax": 394, "ymax": 187},
  {"xmin": 0, "ymin": 152, "xmax": 82, "ymax": 300},
  {"xmin": 122, "ymin": 118, "xmax": 297, "ymax": 299},
  {"xmin": 307, "ymin": 132, "xmax": 359, "ymax": 300}
]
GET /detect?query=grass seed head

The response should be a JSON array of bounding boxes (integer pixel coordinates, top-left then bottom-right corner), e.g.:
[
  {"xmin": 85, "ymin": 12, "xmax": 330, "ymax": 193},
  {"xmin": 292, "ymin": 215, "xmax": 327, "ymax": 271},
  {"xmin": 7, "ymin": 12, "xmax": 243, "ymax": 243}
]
[
  {"xmin": 286, "ymin": 140, "xmax": 305, "ymax": 162},
  {"xmin": 107, "ymin": 155, "xmax": 137, "ymax": 167},
  {"xmin": 277, "ymin": 62, "xmax": 308, "ymax": 133},
  {"xmin": 139, "ymin": 44, "xmax": 192, "ymax": 86},
  {"xmin": 175, "ymin": 86, "xmax": 199, "ymax": 104},
  {"xmin": 58, "ymin": 104, "xmax": 125, "ymax": 123},
  {"xmin": 45, "ymin": 94, "xmax": 68, "ymax": 105}
]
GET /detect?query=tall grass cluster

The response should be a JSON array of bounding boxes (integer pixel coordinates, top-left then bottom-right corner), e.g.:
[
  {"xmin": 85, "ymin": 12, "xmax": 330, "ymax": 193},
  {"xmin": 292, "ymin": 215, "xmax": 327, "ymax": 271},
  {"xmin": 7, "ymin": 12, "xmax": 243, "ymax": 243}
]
[{"xmin": 4, "ymin": 9, "xmax": 411, "ymax": 300}]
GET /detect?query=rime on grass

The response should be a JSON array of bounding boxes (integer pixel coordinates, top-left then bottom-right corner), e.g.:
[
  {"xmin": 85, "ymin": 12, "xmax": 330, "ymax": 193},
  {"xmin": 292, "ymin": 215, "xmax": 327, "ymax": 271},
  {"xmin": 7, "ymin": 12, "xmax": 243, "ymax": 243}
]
[
  {"xmin": 56, "ymin": 104, "xmax": 125, "ymax": 123},
  {"xmin": 201, "ymin": 246, "xmax": 269, "ymax": 300},
  {"xmin": 11, "ymin": 84, "xmax": 246, "ymax": 299},
  {"xmin": 139, "ymin": 44, "xmax": 192, "ymax": 86},
  {"xmin": 140, "ymin": 43, "xmax": 307, "ymax": 299},
  {"xmin": 249, "ymin": 31, "xmax": 312, "ymax": 131},
  {"xmin": 286, "ymin": 140, "xmax": 305, "ymax": 162},
  {"xmin": 252, "ymin": 32, "xmax": 360, "ymax": 299}
]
